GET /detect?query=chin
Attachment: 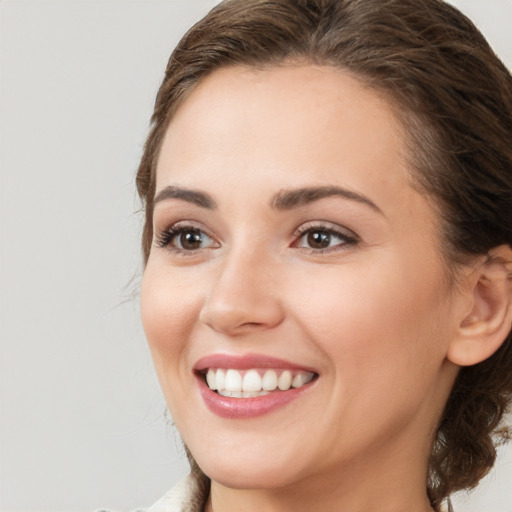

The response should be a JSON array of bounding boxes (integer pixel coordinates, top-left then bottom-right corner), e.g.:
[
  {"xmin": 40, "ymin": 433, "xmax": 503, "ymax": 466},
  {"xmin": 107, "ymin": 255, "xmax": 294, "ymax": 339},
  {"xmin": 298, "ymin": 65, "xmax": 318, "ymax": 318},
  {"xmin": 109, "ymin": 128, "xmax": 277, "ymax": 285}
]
[
  {"xmin": 201, "ymin": 461, "xmax": 297, "ymax": 490},
  {"xmin": 189, "ymin": 440, "xmax": 309, "ymax": 490}
]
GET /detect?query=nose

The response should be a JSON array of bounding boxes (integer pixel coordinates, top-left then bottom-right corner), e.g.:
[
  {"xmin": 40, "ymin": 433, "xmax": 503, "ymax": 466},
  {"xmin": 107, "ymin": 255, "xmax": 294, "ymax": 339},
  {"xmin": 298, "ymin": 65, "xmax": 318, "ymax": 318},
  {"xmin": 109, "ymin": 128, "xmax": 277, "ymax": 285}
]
[{"xmin": 199, "ymin": 248, "xmax": 285, "ymax": 336}]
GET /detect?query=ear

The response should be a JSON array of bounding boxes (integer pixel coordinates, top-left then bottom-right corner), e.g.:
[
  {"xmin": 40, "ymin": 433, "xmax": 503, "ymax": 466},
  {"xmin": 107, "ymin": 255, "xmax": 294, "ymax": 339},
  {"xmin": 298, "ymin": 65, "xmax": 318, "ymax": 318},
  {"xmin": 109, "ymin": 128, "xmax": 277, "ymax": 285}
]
[{"xmin": 447, "ymin": 245, "xmax": 512, "ymax": 367}]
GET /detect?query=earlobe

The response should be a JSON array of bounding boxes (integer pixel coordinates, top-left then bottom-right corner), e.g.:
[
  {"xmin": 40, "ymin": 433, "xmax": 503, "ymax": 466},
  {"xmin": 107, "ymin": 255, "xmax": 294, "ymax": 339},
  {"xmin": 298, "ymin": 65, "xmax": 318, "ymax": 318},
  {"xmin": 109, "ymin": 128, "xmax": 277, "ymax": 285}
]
[{"xmin": 447, "ymin": 245, "xmax": 512, "ymax": 367}]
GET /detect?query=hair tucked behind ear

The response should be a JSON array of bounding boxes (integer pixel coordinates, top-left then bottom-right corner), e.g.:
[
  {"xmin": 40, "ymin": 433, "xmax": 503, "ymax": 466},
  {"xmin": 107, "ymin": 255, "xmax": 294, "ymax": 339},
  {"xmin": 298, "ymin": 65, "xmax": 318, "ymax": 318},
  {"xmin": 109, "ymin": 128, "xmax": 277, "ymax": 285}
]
[{"xmin": 137, "ymin": 0, "xmax": 512, "ymax": 508}]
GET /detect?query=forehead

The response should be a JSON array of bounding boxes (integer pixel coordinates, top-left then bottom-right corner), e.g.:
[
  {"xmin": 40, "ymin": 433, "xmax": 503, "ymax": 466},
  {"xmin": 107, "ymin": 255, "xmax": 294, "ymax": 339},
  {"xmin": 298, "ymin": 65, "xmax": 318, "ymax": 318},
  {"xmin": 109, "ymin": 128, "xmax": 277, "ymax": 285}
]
[
  {"xmin": 156, "ymin": 66, "xmax": 421, "ymax": 219},
  {"xmin": 156, "ymin": 64, "xmax": 409, "ymax": 191}
]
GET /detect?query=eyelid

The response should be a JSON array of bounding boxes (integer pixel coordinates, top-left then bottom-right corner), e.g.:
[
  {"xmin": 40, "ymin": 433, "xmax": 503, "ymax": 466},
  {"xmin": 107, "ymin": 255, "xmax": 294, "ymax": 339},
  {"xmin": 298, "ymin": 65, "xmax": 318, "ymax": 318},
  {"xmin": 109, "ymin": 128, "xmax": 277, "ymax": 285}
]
[{"xmin": 293, "ymin": 221, "xmax": 359, "ymax": 240}]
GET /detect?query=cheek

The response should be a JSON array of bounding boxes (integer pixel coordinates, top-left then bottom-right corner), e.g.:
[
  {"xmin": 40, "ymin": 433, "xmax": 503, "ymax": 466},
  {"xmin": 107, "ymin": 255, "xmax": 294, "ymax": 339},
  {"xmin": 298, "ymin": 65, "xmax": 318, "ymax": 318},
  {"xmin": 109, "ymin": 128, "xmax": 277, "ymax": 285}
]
[
  {"xmin": 290, "ymin": 256, "xmax": 451, "ymax": 385},
  {"xmin": 140, "ymin": 263, "xmax": 202, "ymax": 379},
  {"xmin": 290, "ymin": 262, "xmax": 453, "ymax": 448}
]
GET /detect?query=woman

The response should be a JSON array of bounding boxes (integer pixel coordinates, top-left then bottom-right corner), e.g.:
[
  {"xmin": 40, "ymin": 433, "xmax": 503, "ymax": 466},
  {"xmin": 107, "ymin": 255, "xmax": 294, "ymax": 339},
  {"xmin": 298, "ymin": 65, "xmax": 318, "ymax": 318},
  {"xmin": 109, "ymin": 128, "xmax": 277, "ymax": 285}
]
[{"xmin": 136, "ymin": 0, "xmax": 512, "ymax": 511}]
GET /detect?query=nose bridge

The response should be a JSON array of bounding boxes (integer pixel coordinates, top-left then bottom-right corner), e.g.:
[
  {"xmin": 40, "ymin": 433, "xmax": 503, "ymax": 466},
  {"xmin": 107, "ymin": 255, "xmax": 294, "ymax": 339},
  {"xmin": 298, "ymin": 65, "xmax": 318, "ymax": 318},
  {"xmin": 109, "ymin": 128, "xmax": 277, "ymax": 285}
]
[{"xmin": 199, "ymin": 240, "xmax": 284, "ymax": 335}]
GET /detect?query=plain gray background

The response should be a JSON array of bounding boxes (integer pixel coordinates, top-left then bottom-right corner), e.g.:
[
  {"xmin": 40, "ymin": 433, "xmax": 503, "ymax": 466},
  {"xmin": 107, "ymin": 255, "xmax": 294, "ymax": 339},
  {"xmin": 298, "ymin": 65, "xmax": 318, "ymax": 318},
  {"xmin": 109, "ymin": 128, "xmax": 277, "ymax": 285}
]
[{"xmin": 1, "ymin": 1, "xmax": 511, "ymax": 511}]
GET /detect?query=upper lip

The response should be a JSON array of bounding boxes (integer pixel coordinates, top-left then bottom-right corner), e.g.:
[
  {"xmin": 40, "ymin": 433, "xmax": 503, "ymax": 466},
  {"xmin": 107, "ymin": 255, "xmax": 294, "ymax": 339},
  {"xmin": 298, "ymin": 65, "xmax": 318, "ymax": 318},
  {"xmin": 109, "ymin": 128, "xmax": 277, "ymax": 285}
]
[{"xmin": 193, "ymin": 353, "xmax": 318, "ymax": 374}]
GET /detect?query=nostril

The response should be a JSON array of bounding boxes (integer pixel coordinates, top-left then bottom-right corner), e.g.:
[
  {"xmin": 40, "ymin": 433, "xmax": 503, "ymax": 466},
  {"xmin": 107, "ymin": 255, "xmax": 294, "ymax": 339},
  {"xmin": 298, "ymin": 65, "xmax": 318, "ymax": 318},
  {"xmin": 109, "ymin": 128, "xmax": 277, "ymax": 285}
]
[{"xmin": 200, "ymin": 302, "xmax": 284, "ymax": 335}]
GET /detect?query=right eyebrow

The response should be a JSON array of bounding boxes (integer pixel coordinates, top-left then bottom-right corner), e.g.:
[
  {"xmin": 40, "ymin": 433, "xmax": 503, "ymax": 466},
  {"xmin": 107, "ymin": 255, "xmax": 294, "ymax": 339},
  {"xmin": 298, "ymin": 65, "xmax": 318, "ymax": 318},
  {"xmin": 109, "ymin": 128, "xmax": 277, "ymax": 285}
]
[
  {"xmin": 271, "ymin": 185, "xmax": 384, "ymax": 215},
  {"xmin": 153, "ymin": 185, "xmax": 217, "ymax": 209}
]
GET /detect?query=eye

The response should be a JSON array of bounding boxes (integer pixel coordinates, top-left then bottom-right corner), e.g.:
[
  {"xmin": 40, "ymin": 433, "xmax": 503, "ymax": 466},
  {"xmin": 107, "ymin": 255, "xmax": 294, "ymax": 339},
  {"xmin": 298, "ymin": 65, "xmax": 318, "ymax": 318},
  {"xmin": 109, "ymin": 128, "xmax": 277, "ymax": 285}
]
[
  {"xmin": 174, "ymin": 229, "xmax": 213, "ymax": 250},
  {"xmin": 293, "ymin": 224, "xmax": 358, "ymax": 252},
  {"xmin": 155, "ymin": 224, "xmax": 217, "ymax": 252}
]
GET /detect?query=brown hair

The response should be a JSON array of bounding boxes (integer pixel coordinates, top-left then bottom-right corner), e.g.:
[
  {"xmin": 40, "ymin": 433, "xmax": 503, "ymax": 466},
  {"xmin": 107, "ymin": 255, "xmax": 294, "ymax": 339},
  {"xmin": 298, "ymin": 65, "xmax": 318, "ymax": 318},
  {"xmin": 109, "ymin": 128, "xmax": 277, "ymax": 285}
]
[{"xmin": 136, "ymin": 0, "xmax": 512, "ymax": 508}]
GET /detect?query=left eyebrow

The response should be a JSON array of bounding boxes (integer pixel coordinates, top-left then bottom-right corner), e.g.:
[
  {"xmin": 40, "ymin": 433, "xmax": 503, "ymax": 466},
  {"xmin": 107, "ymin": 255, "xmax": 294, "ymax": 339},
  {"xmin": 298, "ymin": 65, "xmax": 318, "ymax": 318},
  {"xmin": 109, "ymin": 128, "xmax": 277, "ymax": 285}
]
[
  {"xmin": 270, "ymin": 186, "xmax": 383, "ymax": 214},
  {"xmin": 153, "ymin": 185, "xmax": 217, "ymax": 209}
]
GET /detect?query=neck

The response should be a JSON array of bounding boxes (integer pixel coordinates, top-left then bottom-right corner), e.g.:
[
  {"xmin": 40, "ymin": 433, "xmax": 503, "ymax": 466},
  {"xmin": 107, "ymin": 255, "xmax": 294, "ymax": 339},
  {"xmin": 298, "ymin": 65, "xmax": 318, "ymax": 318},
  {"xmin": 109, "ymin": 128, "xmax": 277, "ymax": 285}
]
[{"xmin": 207, "ymin": 483, "xmax": 434, "ymax": 512}]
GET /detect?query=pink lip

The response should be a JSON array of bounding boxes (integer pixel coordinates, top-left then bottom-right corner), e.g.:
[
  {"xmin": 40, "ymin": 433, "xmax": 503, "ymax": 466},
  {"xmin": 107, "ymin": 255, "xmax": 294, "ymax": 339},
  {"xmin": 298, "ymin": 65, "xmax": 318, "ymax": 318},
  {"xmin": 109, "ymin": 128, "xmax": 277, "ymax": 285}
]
[
  {"xmin": 194, "ymin": 352, "xmax": 317, "ymax": 372},
  {"xmin": 193, "ymin": 353, "xmax": 318, "ymax": 419}
]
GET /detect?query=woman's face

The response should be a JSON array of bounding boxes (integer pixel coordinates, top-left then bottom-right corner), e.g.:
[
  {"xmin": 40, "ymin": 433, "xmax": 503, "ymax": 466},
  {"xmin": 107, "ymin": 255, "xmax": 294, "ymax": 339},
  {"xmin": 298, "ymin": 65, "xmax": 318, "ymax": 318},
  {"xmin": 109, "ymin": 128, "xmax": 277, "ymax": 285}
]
[{"xmin": 141, "ymin": 65, "xmax": 462, "ymax": 491}]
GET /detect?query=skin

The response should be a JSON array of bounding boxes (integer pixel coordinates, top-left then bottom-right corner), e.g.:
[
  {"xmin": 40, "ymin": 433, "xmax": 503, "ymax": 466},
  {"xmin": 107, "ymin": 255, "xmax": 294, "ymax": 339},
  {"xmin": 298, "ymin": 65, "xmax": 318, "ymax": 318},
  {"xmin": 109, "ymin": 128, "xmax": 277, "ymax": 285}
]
[{"xmin": 140, "ymin": 65, "xmax": 473, "ymax": 512}]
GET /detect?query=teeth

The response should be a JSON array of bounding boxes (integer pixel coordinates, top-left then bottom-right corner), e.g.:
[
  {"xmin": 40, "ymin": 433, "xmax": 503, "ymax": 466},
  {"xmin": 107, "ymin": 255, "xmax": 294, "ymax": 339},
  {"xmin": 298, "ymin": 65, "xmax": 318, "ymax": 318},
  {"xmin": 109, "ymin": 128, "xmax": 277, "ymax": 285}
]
[
  {"xmin": 292, "ymin": 372, "xmax": 313, "ymax": 388},
  {"xmin": 215, "ymin": 369, "xmax": 226, "ymax": 391},
  {"xmin": 205, "ymin": 368, "xmax": 315, "ymax": 396},
  {"xmin": 243, "ymin": 369, "xmax": 262, "ymax": 392},
  {"xmin": 206, "ymin": 369, "xmax": 216, "ymax": 389},
  {"xmin": 277, "ymin": 370, "xmax": 292, "ymax": 390},
  {"xmin": 262, "ymin": 369, "xmax": 278, "ymax": 391},
  {"xmin": 218, "ymin": 390, "xmax": 270, "ymax": 398},
  {"xmin": 225, "ymin": 369, "xmax": 242, "ymax": 392}
]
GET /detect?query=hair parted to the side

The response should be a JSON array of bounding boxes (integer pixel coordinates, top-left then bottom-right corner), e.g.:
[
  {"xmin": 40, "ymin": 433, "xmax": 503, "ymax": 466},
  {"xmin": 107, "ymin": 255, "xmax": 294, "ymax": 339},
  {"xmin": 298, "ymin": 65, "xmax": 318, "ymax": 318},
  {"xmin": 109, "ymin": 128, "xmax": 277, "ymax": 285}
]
[{"xmin": 136, "ymin": 0, "xmax": 512, "ymax": 509}]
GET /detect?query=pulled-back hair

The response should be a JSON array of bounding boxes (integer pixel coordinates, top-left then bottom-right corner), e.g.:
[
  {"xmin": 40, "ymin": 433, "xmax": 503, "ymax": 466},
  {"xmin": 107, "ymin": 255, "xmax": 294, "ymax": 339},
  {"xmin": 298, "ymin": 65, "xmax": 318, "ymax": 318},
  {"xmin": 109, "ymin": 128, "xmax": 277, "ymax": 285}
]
[{"xmin": 136, "ymin": 0, "xmax": 512, "ymax": 508}]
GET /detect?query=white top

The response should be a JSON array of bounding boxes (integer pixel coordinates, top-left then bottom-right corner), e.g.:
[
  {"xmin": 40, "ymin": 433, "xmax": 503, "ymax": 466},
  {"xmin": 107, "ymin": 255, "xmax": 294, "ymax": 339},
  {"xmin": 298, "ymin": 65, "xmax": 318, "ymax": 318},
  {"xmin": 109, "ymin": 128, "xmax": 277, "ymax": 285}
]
[{"xmin": 146, "ymin": 474, "xmax": 206, "ymax": 512}]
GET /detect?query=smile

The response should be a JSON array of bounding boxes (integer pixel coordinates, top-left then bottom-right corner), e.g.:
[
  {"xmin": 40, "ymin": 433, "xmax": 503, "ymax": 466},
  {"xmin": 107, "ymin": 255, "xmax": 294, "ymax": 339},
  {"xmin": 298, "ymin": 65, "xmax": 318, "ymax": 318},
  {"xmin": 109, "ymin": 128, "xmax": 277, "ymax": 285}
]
[
  {"xmin": 205, "ymin": 368, "xmax": 315, "ymax": 397},
  {"xmin": 194, "ymin": 354, "xmax": 318, "ymax": 418}
]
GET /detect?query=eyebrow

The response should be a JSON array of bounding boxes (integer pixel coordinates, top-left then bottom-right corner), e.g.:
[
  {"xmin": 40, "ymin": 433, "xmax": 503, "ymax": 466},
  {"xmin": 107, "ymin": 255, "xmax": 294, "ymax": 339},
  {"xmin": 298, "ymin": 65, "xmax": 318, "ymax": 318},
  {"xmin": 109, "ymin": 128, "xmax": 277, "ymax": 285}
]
[
  {"xmin": 153, "ymin": 184, "xmax": 382, "ymax": 215},
  {"xmin": 271, "ymin": 186, "xmax": 383, "ymax": 214},
  {"xmin": 153, "ymin": 185, "xmax": 217, "ymax": 209}
]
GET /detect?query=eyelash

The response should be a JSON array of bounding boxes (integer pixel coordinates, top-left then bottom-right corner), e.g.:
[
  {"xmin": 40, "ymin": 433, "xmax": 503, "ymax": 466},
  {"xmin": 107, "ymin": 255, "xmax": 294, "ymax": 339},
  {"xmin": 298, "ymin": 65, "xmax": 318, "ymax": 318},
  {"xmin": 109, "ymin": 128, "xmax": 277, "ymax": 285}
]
[{"xmin": 154, "ymin": 222, "xmax": 359, "ymax": 255}]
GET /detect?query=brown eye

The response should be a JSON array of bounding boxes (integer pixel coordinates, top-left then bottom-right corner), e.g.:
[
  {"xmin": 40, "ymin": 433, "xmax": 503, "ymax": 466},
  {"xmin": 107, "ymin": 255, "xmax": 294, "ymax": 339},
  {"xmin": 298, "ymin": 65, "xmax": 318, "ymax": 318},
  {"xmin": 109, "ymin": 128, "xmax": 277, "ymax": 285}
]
[
  {"xmin": 172, "ymin": 228, "xmax": 216, "ymax": 251},
  {"xmin": 306, "ymin": 231, "xmax": 332, "ymax": 249},
  {"xmin": 179, "ymin": 230, "xmax": 204, "ymax": 250}
]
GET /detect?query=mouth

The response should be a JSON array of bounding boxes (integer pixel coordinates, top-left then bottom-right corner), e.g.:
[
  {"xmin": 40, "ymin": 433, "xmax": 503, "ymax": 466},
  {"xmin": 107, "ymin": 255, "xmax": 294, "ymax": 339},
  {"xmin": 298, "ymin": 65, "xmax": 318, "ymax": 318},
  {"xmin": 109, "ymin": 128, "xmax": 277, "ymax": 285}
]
[
  {"xmin": 194, "ymin": 354, "xmax": 318, "ymax": 418},
  {"xmin": 203, "ymin": 368, "xmax": 316, "ymax": 397}
]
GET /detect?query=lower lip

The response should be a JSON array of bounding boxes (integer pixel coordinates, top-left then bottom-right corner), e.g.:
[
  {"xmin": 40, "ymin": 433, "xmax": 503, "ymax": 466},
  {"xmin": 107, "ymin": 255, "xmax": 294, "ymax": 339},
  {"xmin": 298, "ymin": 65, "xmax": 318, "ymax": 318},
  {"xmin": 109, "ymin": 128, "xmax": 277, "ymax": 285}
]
[{"xmin": 196, "ymin": 375, "xmax": 315, "ymax": 419}]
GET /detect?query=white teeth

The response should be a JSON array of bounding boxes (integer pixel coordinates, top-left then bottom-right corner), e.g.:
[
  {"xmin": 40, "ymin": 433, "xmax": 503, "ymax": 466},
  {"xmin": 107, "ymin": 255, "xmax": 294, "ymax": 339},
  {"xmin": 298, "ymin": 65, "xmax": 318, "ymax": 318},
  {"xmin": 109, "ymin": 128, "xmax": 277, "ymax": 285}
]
[
  {"xmin": 225, "ymin": 369, "xmax": 243, "ymax": 392},
  {"xmin": 218, "ymin": 390, "xmax": 270, "ymax": 398},
  {"xmin": 225, "ymin": 390, "xmax": 242, "ymax": 398},
  {"xmin": 277, "ymin": 370, "xmax": 292, "ymax": 390},
  {"xmin": 292, "ymin": 372, "xmax": 314, "ymax": 388},
  {"xmin": 243, "ymin": 369, "xmax": 262, "ymax": 392},
  {"xmin": 242, "ymin": 391, "xmax": 265, "ymax": 398},
  {"xmin": 205, "ymin": 368, "xmax": 315, "ymax": 396},
  {"xmin": 215, "ymin": 369, "xmax": 226, "ymax": 391},
  {"xmin": 262, "ymin": 369, "xmax": 278, "ymax": 391},
  {"xmin": 206, "ymin": 369, "xmax": 216, "ymax": 389}
]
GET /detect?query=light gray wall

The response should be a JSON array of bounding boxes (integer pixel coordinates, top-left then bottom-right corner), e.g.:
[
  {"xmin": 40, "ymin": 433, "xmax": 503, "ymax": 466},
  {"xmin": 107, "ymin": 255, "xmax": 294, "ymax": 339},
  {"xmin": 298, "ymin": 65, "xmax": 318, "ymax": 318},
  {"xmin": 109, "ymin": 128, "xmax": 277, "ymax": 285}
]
[
  {"xmin": 0, "ymin": 1, "xmax": 510, "ymax": 511},
  {"xmin": 0, "ymin": 2, "xmax": 217, "ymax": 511}
]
